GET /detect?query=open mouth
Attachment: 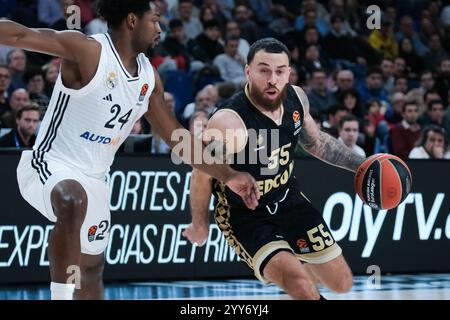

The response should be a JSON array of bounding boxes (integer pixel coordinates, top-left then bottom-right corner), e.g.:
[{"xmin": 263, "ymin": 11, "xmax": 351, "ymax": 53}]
[{"xmin": 265, "ymin": 89, "xmax": 278, "ymax": 99}]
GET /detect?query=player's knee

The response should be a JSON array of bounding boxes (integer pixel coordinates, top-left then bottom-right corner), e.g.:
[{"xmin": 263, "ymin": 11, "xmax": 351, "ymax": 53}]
[
  {"xmin": 290, "ymin": 277, "xmax": 320, "ymax": 300},
  {"xmin": 328, "ymin": 271, "xmax": 353, "ymax": 293},
  {"xmin": 82, "ymin": 258, "xmax": 104, "ymax": 283},
  {"xmin": 51, "ymin": 180, "xmax": 87, "ymax": 224}
]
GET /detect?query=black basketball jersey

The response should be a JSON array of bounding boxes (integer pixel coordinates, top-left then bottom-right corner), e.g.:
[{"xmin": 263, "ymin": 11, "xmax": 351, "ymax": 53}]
[{"xmin": 212, "ymin": 84, "xmax": 305, "ymax": 208}]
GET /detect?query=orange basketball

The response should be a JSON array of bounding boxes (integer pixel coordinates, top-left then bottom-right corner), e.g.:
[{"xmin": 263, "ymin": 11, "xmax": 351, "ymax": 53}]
[{"xmin": 354, "ymin": 154, "xmax": 412, "ymax": 210}]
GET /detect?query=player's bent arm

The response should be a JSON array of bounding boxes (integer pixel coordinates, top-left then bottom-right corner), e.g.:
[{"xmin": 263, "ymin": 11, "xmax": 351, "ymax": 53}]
[
  {"xmin": 0, "ymin": 19, "xmax": 98, "ymax": 63},
  {"xmin": 293, "ymin": 86, "xmax": 365, "ymax": 172},
  {"xmin": 145, "ymin": 69, "xmax": 246, "ymax": 183}
]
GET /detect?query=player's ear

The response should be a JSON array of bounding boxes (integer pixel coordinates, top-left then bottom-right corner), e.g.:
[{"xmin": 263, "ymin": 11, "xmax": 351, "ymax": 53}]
[
  {"xmin": 245, "ymin": 64, "xmax": 250, "ymax": 80},
  {"xmin": 127, "ymin": 13, "xmax": 138, "ymax": 30}
]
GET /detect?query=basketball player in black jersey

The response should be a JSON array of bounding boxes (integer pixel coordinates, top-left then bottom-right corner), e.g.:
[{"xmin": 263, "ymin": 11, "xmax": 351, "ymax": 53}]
[{"xmin": 183, "ymin": 38, "xmax": 367, "ymax": 300}]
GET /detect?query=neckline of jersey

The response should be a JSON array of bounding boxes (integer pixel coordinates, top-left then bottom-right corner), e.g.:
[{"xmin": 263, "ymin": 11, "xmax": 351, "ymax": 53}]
[{"xmin": 104, "ymin": 33, "xmax": 141, "ymax": 81}]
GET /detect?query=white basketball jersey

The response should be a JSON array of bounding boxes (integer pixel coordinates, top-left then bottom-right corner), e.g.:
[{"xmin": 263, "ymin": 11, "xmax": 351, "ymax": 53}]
[{"xmin": 32, "ymin": 33, "xmax": 155, "ymax": 180}]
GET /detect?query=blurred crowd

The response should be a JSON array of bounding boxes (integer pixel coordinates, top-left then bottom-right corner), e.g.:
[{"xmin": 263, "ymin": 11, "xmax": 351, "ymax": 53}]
[{"xmin": 1, "ymin": 0, "xmax": 450, "ymax": 160}]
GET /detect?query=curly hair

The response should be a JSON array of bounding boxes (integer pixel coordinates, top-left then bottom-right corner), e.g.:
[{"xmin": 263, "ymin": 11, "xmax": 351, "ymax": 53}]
[{"xmin": 96, "ymin": 0, "xmax": 154, "ymax": 29}]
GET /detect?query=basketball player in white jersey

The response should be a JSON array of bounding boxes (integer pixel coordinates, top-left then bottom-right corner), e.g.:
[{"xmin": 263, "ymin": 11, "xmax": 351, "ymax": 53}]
[{"xmin": 0, "ymin": 0, "xmax": 259, "ymax": 300}]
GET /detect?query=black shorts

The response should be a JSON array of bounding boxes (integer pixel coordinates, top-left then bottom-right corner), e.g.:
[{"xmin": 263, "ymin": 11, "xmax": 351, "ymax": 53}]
[{"xmin": 214, "ymin": 186, "xmax": 342, "ymax": 283}]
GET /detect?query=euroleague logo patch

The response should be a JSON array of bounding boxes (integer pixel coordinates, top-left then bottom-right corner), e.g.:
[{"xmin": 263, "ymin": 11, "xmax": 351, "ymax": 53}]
[
  {"xmin": 139, "ymin": 83, "xmax": 149, "ymax": 102},
  {"xmin": 87, "ymin": 220, "xmax": 109, "ymax": 242},
  {"xmin": 88, "ymin": 225, "xmax": 98, "ymax": 242},
  {"xmin": 293, "ymin": 110, "xmax": 302, "ymax": 135},
  {"xmin": 296, "ymin": 238, "xmax": 310, "ymax": 253}
]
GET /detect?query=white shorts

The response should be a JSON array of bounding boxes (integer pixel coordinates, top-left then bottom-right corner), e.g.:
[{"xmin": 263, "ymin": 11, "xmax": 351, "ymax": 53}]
[{"xmin": 16, "ymin": 150, "xmax": 110, "ymax": 255}]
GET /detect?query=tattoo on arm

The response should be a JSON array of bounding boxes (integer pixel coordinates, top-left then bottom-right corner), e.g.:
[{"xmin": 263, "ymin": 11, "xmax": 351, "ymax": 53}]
[{"xmin": 299, "ymin": 129, "xmax": 365, "ymax": 172}]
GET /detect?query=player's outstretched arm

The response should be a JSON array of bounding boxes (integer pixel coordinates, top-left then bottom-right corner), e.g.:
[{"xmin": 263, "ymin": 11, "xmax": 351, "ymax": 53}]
[
  {"xmin": 182, "ymin": 168, "xmax": 212, "ymax": 246},
  {"xmin": 0, "ymin": 19, "xmax": 97, "ymax": 62},
  {"xmin": 145, "ymin": 69, "xmax": 259, "ymax": 209},
  {"xmin": 294, "ymin": 86, "xmax": 366, "ymax": 172}
]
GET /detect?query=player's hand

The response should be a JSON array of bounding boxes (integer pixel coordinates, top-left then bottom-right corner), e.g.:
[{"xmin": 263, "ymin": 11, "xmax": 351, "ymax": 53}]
[
  {"xmin": 225, "ymin": 171, "xmax": 260, "ymax": 210},
  {"xmin": 182, "ymin": 223, "xmax": 209, "ymax": 247}
]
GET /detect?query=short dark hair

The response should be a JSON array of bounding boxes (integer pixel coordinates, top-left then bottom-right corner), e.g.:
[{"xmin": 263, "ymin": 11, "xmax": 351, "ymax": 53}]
[
  {"xmin": 23, "ymin": 68, "xmax": 44, "ymax": 84},
  {"xmin": 202, "ymin": 18, "xmax": 220, "ymax": 30},
  {"xmin": 16, "ymin": 103, "xmax": 41, "ymax": 119},
  {"xmin": 402, "ymin": 101, "xmax": 418, "ymax": 113},
  {"xmin": 428, "ymin": 99, "xmax": 444, "ymax": 111},
  {"xmin": 366, "ymin": 66, "xmax": 383, "ymax": 77},
  {"xmin": 169, "ymin": 18, "xmax": 183, "ymax": 30},
  {"xmin": 339, "ymin": 114, "xmax": 359, "ymax": 130},
  {"xmin": 97, "ymin": 0, "xmax": 154, "ymax": 29},
  {"xmin": 247, "ymin": 38, "xmax": 290, "ymax": 65},
  {"xmin": 225, "ymin": 34, "xmax": 240, "ymax": 45}
]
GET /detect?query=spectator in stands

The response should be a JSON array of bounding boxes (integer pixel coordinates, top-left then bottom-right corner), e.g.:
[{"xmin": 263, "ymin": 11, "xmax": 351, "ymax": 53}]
[
  {"xmin": 395, "ymin": 15, "xmax": 428, "ymax": 57},
  {"xmin": 38, "ymin": 0, "xmax": 65, "ymax": 28},
  {"xmin": 0, "ymin": 65, "xmax": 11, "ymax": 117},
  {"xmin": 213, "ymin": 35, "xmax": 246, "ymax": 87},
  {"xmin": 398, "ymin": 37, "xmax": 425, "ymax": 80},
  {"xmin": 189, "ymin": 19, "xmax": 223, "ymax": 64},
  {"xmin": 225, "ymin": 20, "xmax": 250, "ymax": 59},
  {"xmin": 42, "ymin": 59, "xmax": 60, "ymax": 98},
  {"xmin": 406, "ymin": 70, "xmax": 435, "ymax": 113},
  {"xmin": 216, "ymin": 0, "xmax": 234, "ymax": 20},
  {"xmin": 182, "ymin": 88, "xmax": 214, "ymax": 123},
  {"xmin": 322, "ymin": 104, "xmax": 348, "ymax": 138},
  {"xmin": 201, "ymin": 0, "xmax": 228, "ymax": 28},
  {"xmin": 338, "ymin": 88, "xmax": 364, "ymax": 119},
  {"xmin": 358, "ymin": 67, "xmax": 389, "ymax": 106},
  {"xmin": 368, "ymin": 15, "xmax": 398, "ymax": 60},
  {"xmin": 325, "ymin": 0, "xmax": 357, "ymax": 36},
  {"xmin": 163, "ymin": 19, "xmax": 195, "ymax": 71},
  {"xmin": 322, "ymin": 14, "xmax": 365, "ymax": 65},
  {"xmin": 334, "ymin": 70, "xmax": 354, "ymax": 99},
  {"xmin": 233, "ymin": 5, "xmax": 260, "ymax": 44},
  {"xmin": 363, "ymin": 99, "xmax": 385, "ymax": 155},
  {"xmin": 393, "ymin": 56, "xmax": 407, "ymax": 78},
  {"xmin": 24, "ymin": 68, "xmax": 50, "ymax": 110},
  {"xmin": 392, "ymin": 76, "xmax": 409, "ymax": 95},
  {"xmin": 0, "ymin": 103, "xmax": 40, "ymax": 148},
  {"xmin": 380, "ymin": 58, "xmax": 395, "ymax": 94},
  {"xmin": 409, "ymin": 125, "xmax": 450, "ymax": 159},
  {"xmin": 7, "ymin": 49, "xmax": 27, "ymax": 96},
  {"xmin": 295, "ymin": 7, "xmax": 329, "ymax": 37},
  {"xmin": 177, "ymin": 0, "xmax": 203, "ymax": 40},
  {"xmin": 217, "ymin": 81, "xmax": 238, "ymax": 105},
  {"xmin": 434, "ymin": 58, "xmax": 450, "ymax": 102},
  {"xmin": 189, "ymin": 109, "xmax": 209, "ymax": 138},
  {"xmin": 418, "ymin": 100, "xmax": 445, "ymax": 128},
  {"xmin": 307, "ymin": 69, "xmax": 336, "ymax": 120},
  {"xmin": 385, "ymin": 92, "xmax": 405, "ymax": 126},
  {"xmin": 425, "ymin": 34, "xmax": 449, "ymax": 73},
  {"xmin": 390, "ymin": 102, "xmax": 422, "ymax": 161},
  {"xmin": 1, "ymin": 88, "xmax": 29, "ymax": 128},
  {"xmin": 338, "ymin": 115, "xmax": 366, "ymax": 157},
  {"xmin": 300, "ymin": 44, "xmax": 330, "ymax": 77}
]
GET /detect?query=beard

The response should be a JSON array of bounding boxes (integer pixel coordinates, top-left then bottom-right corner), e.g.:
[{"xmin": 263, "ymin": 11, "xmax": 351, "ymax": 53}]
[{"xmin": 249, "ymin": 83, "xmax": 287, "ymax": 111}]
